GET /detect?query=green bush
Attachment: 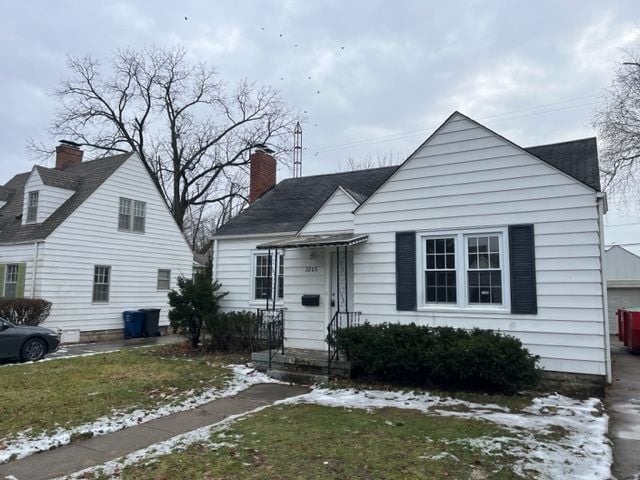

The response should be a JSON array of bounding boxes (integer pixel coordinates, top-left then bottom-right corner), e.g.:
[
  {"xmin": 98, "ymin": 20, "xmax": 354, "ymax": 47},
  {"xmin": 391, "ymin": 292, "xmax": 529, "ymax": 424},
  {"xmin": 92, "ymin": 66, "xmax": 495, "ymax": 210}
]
[
  {"xmin": 204, "ymin": 310, "xmax": 259, "ymax": 353},
  {"xmin": 331, "ymin": 323, "xmax": 540, "ymax": 393},
  {"xmin": 0, "ymin": 298, "xmax": 52, "ymax": 326},
  {"xmin": 168, "ymin": 272, "xmax": 227, "ymax": 349}
]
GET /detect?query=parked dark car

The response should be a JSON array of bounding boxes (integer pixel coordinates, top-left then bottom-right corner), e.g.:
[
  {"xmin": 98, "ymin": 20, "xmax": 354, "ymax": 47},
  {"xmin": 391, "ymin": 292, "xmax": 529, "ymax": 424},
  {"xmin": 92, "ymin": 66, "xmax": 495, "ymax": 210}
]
[{"xmin": 0, "ymin": 317, "xmax": 61, "ymax": 362}]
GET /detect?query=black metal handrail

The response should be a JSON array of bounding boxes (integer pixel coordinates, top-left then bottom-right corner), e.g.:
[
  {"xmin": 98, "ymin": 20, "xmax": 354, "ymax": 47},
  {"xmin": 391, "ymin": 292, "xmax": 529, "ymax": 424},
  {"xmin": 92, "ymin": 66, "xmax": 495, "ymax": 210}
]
[
  {"xmin": 254, "ymin": 308, "xmax": 285, "ymax": 369},
  {"xmin": 327, "ymin": 311, "xmax": 361, "ymax": 376}
]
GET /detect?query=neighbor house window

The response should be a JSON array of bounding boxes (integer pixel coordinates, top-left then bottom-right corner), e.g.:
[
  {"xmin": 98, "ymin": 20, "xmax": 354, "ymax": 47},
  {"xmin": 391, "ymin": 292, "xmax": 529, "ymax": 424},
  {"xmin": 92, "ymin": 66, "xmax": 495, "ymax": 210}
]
[
  {"xmin": 133, "ymin": 201, "xmax": 146, "ymax": 232},
  {"xmin": 4, "ymin": 264, "xmax": 18, "ymax": 298},
  {"xmin": 119, "ymin": 198, "xmax": 146, "ymax": 232},
  {"xmin": 119, "ymin": 198, "xmax": 131, "ymax": 230},
  {"xmin": 253, "ymin": 252, "xmax": 284, "ymax": 301},
  {"xmin": 27, "ymin": 191, "xmax": 39, "ymax": 223},
  {"xmin": 92, "ymin": 266, "xmax": 111, "ymax": 302},
  {"xmin": 421, "ymin": 230, "xmax": 507, "ymax": 309},
  {"xmin": 157, "ymin": 269, "xmax": 171, "ymax": 290}
]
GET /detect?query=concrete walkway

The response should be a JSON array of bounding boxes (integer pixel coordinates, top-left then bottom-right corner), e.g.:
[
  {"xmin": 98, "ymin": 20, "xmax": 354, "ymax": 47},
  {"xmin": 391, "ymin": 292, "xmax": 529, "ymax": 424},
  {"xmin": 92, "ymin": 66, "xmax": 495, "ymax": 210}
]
[
  {"xmin": 607, "ymin": 339, "xmax": 640, "ymax": 480},
  {"xmin": 47, "ymin": 334, "xmax": 184, "ymax": 359},
  {"xmin": 0, "ymin": 383, "xmax": 309, "ymax": 480}
]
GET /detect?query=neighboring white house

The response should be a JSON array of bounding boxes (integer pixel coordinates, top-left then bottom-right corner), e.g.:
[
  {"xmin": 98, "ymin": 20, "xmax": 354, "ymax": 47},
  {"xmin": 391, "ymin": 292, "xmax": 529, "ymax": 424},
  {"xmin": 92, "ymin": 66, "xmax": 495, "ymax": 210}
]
[
  {"xmin": 213, "ymin": 112, "xmax": 611, "ymax": 382},
  {"xmin": 604, "ymin": 244, "xmax": 640, "ymax": 334},
  {"xmin": 0, "ymin": 141, "xmax": 193, "ymax": 341}
]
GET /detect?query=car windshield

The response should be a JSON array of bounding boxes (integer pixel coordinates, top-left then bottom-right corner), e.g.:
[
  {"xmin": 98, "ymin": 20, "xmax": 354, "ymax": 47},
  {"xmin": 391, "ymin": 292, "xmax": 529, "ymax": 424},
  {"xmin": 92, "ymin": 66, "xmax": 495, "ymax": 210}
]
[{"xmin": 0, "ymin": 318, "xmax": 13, "ymax": 328}]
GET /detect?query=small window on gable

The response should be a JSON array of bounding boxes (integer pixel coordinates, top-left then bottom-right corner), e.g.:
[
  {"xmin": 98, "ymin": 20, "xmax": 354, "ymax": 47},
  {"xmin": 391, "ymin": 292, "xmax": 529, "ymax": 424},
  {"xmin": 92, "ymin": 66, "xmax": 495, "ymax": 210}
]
[
  {"xmin": 27, "ymin": 191, "xmax": 39, "ymax": 223},
  {"xmin": 157, "ymin": 269, "xmax": 171, "ymax": 290}
]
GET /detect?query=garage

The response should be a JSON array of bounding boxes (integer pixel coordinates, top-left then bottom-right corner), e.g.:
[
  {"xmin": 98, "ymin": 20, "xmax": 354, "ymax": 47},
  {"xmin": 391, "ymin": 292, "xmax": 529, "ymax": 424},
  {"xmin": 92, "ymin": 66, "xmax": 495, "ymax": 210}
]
[{"xmin": 604, "ymin": 245, "xmax": 640, "ymax": 334}]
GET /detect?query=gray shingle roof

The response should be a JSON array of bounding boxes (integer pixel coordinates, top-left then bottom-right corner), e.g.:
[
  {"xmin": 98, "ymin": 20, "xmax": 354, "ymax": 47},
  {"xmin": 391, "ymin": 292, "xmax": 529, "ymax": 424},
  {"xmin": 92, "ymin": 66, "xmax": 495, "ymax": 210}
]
[
  {"xmin": 0, "ymin": 153, "xmax": 132, "ymax": 244},
  {"xmin": 35, "ymin": 165, "xmax": 81, "ymax": 190},
  {"xmin": 215, "ymin": 166, "xmax": 399, "ymax": 236},
  {"xmin": 525, "ymin": 137, "xmax": 600, "ymax": 191},
  {"xmin": 215, "ymin": 136, "xmax": 600, "ymax": 237}
]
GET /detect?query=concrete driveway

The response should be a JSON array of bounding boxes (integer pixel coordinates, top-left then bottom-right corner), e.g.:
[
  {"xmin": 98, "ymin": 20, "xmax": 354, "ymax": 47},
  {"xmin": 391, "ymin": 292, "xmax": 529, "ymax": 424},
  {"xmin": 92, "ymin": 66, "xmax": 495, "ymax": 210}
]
[{"xmin": 607, "ymin": 339, "xmax": 640, "ymax": 480}]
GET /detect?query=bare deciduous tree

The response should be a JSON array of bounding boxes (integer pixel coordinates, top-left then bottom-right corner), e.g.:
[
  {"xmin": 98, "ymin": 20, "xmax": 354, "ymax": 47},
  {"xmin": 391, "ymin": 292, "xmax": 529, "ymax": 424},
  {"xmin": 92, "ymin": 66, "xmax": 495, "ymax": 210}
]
[
  {"xmin": 32, "ymin": 47, "xmax": 298, "ymax": 229},
  {"xmin": 593, "ymin": 52, "xmax": 640, "ymax": 194},
  {"xmin": 339, "ymin": 150, "xmax": 403, "ymax": 172}
]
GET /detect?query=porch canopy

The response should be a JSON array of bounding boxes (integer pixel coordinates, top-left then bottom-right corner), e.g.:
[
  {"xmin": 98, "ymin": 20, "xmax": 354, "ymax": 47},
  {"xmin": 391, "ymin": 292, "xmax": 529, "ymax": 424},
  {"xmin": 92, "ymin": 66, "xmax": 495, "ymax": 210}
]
[{"xmin": 256, "ymin": 233, "xmax": 368, "ymax": 250}]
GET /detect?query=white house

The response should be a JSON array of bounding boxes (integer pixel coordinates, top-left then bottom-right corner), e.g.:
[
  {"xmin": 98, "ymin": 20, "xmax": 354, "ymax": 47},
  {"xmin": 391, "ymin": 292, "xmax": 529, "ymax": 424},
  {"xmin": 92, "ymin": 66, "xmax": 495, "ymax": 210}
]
[
  {"xmin": 0, "ymin": 141, "xmax": 193, "ymax": 342},
  {"xmin": 604, "ymin": 245, "xmax": 640, "ymax": 334},
  {"xmin": 213, "ymin": 112, "xmax": 611, "ymax": 382}
]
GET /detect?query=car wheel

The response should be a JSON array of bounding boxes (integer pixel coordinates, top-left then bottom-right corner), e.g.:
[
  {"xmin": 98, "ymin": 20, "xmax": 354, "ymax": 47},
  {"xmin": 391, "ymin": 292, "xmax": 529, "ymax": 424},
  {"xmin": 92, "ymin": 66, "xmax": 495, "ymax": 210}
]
[{"xmin": 20, "ymin": 338, "xmax": 47, "ymax": 362}]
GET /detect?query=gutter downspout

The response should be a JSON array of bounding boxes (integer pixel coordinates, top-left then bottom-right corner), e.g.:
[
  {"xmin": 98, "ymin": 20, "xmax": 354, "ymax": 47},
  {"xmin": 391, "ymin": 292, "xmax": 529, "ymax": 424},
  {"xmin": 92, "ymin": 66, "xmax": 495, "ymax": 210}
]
[
  {"xmin": 212, "ymin": 238, "xmax": 219, "ymax": 282},
  {"xmin": 31, "ymin": 241, "xmax": 42, "ymax": 298},
  {"xmin": 596, "ymin": 192, "xmax": 612, "ymax": 384}
]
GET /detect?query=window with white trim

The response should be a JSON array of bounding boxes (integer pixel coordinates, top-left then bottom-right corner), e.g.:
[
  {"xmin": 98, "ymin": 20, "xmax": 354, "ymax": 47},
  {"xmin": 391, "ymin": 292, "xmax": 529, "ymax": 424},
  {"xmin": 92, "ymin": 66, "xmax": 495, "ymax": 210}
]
[
  {"xmin": 118, "ymin": 198, "xmax": 146, "ymax": 233},
  {"xmin": 252, "ymin": 252, "xmax": 284, "ymax": 301},
  {"xmin": 92, "ymin": 265, "xmax": 111, "ymax": 303},
  {"xmin": 27, "ymin": 191, "xmax": 39, "ymax": 223},
  {"xmin": 4, "ymin": 264, "xmax": 18, "ymax": 298},
  {"xmin": 420, "ymin": 230, "xmax": 507, "ymax": 309}
]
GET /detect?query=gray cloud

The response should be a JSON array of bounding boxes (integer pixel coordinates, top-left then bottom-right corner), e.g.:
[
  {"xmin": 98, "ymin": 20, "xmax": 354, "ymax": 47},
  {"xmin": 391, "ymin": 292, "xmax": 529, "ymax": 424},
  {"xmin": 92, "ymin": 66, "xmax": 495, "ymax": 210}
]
[{"xmin": 1, "ymin": 0, "xmax": 638, "ymax": 185}]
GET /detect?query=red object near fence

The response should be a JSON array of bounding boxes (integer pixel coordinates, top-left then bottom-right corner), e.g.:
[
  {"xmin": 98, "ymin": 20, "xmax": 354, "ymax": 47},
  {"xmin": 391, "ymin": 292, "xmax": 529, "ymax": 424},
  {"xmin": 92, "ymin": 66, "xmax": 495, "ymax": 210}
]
[{"xmin": 624, "ymin": 308, "xmax": 640, "ymax": 353}]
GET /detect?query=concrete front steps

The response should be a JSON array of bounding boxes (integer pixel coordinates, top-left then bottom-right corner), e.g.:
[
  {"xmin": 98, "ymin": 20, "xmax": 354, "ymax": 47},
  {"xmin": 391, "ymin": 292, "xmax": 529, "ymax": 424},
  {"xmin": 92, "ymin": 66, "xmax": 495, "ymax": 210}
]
[{"xmin": 252, "ymin": 348, "xmax": 351, "ymax": 384}]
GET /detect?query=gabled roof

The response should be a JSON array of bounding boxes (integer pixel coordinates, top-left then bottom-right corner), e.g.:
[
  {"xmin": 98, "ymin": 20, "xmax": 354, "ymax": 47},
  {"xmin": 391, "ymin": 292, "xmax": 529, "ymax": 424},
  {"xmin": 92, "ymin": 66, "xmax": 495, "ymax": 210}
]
[
  {"xmin": 0, "ymin": 153, "xmax": 133, "ymax": 244},
  {"xmin": 215, "ymin": 113, "xmax": 601, "ymax": 237},
  {"xmin": 214, "ymin": 166, "xmax": 399, "ymax": 236}
]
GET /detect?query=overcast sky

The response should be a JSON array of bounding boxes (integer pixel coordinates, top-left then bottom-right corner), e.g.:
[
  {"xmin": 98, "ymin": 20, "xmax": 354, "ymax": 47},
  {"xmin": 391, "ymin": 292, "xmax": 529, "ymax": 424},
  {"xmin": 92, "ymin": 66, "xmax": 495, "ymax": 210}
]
[{"xmin": 1, "ymin": 0, "xmax": 639, "ymax": 241}]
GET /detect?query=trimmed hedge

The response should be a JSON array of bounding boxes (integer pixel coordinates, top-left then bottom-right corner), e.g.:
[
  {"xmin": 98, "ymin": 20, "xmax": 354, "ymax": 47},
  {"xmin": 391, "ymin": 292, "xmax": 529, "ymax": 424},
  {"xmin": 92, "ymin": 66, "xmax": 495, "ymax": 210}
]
[
  {"xmin": 204, "ymin": 310, "xmax": 259, "ymax": 352},
  {"xmin": 331, "ymin": 323, "xmax": 540, "ymax": 393},
  {"xmin": 0, "ymin": 298, "xmax": 52, "ymax": 326}
]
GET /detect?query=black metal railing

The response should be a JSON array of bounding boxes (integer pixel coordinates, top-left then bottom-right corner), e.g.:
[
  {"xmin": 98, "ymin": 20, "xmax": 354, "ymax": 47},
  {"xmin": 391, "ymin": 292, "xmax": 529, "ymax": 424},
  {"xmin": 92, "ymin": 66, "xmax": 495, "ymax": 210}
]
[
  {"xmin": 327, "ymin": 311, "xmax": 361, "ymax": 376},
  {"xmin": 254, "ymin": 308, "xmax": 285, "ymax": 369}
]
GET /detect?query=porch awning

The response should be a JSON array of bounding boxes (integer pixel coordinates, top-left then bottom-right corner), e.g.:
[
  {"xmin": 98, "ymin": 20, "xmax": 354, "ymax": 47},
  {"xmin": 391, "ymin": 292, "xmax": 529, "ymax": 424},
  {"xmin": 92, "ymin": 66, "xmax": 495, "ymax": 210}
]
[{"xmin": 256, "ymin": 233, "xmax": 368, "ymax": 250}]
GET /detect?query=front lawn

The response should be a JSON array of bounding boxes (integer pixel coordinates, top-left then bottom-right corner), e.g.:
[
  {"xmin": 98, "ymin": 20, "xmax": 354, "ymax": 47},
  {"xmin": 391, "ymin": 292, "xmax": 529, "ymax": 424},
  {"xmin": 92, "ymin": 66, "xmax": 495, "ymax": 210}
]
[
  {"xmin": 0, "ymin": 347, "xmax": 231, "ymax": 442},
  {"xmin": 90, "ymin": 388, "xmax": 610, "ymax": 480}
]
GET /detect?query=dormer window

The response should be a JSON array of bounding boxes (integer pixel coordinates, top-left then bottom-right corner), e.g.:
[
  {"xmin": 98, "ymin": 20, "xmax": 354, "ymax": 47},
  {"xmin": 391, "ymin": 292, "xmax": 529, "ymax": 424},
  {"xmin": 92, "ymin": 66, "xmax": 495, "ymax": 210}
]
[
  {"xmin": 27, "ymin": 191, "xmax": 39, "ymax": 223},
  {"xmin": 119, "ymin": 197, "xmax": 146, "ymax": 233}
]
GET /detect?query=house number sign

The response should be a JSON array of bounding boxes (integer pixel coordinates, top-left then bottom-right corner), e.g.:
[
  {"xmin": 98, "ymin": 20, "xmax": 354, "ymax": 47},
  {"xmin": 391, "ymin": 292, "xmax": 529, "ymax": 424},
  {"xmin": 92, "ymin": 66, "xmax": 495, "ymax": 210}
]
[{"xmin": 305, "ymin": 266, "xmax": 319, "ymax": 273}]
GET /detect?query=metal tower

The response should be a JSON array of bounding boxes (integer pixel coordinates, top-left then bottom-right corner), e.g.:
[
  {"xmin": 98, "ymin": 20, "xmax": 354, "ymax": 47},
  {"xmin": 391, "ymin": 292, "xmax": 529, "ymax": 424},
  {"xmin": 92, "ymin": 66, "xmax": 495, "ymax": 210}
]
[{"xmin": 293, "ymin": 121, "xmax": 302, "ymax": 177}]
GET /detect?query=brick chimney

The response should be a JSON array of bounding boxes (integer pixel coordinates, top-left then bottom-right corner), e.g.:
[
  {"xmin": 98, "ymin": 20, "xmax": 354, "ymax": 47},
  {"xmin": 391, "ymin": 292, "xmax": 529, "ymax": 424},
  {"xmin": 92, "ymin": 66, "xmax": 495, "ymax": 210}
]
[
  {"xmin": 249, "ymin": 145, "xmax": 276, "ymax": 204},
  {"xmin": 55, "ymin": 140, "xmax": 83, "ymax": 170}
]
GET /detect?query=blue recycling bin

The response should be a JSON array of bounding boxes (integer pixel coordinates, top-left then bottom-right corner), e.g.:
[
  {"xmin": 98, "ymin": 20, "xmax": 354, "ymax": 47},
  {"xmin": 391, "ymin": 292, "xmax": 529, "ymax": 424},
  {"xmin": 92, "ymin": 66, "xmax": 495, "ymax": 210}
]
[{"xmin": 123, "ymin": 310, "xmax": 144, "ymax": 338}]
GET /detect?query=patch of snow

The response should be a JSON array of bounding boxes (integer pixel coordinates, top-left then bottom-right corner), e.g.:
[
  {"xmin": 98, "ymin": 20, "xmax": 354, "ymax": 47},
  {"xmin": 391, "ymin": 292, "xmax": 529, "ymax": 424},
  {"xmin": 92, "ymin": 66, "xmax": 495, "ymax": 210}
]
[
  {"xmin": 278, "ymin": 388, "xmax": 612, "ymax": 480},
  {"xmin": 0, "ymin": 365, "xmax": 280, "ymax": 463},
  {"xmin": 0, "ymin": 350, "xmax": 123, "ymax": 369},
  {"xmin": 420, "ymin": 451, "xmax": 460, "ymax": 462}
]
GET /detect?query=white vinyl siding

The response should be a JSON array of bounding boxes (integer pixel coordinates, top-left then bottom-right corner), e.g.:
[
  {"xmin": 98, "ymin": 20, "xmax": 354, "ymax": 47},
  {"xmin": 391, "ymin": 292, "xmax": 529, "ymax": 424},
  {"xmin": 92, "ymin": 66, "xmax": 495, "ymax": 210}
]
[
  {"xmin": 34, "ymin": 154, "xmax": 193, "ymax": 333},
  {"xmin": 353, "ymin": 113, "xmax": 606, "ymax": 376},
  {"xmin": 299, "ymin": 187, "xmax": 358, "ymax": 235},
  {"xmin": 215, "ymin": 235, "xmax": 328, "ymax": 350}
]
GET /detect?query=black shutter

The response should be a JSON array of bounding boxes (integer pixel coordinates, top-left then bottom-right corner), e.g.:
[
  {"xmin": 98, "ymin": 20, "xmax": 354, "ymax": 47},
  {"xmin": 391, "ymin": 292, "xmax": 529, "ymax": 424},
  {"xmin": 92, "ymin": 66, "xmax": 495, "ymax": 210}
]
[
  {"xmin": 509, "ymin": 224, "xmax": 537, "ymax": 314},
  {"xmin": 396, "ymin": 231, "xmax": 417, "ymax": 311}
]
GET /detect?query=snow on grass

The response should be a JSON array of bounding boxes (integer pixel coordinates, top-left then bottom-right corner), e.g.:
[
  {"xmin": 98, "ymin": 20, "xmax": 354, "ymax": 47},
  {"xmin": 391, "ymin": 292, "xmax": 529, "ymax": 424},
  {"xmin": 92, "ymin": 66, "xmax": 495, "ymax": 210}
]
[
  {"xmin": 0, "ymin": 350, "xmax": 123, "ymax": 369},
  {"xmin": 59, "ymin": 387, "xmax": 611, "ymax": 480},
  {"xmin": 0, "ymin": 365, "xmax": 280, "ymax": 463},
  {"xmin": 279, "ymin": 388, "xmax": 612, "ymax": 480}
]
